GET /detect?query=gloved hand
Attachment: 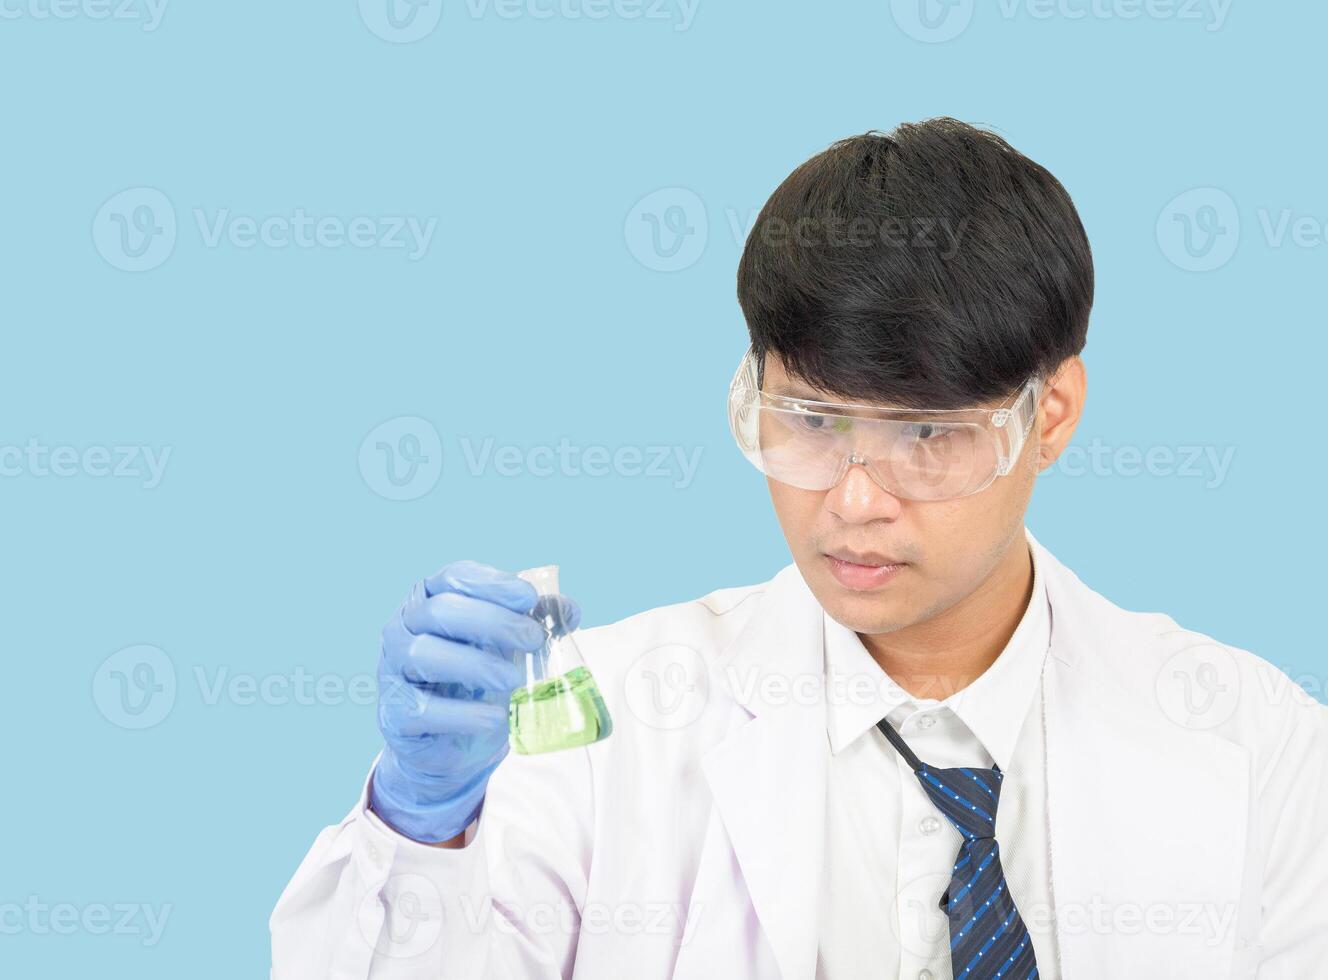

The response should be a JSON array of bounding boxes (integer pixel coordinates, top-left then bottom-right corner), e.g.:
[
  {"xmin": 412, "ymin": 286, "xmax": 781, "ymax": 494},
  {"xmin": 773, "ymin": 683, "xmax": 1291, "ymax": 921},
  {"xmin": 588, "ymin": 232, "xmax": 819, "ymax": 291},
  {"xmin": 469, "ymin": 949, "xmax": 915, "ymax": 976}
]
[{"xmin": 369, "ymin": 560, "xmax": 581, "ymax": 843}]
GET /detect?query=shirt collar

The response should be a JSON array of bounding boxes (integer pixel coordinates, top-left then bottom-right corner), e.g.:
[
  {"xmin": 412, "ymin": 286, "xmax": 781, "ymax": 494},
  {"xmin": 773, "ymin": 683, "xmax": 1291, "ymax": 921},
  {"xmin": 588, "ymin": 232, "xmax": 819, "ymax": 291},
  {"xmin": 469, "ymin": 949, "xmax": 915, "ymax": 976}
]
[{"xmin": 822, "ymin": 526, "xmax": 1052, "ymax": 770}]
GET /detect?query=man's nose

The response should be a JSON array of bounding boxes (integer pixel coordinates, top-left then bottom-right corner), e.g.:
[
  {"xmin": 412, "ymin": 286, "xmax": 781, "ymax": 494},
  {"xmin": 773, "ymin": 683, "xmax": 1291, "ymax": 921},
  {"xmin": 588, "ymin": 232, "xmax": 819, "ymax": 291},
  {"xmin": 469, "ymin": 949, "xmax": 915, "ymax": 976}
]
[{"xmin": 823, "ymin": 457, "xmax": 903, "ymax": 522}]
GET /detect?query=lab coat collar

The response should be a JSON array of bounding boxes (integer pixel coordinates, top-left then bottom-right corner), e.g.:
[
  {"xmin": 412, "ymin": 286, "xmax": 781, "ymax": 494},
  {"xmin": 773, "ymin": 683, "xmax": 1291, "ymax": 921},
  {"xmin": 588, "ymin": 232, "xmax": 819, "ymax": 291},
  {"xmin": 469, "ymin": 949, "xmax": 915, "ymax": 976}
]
[
  {"xmin": 820, "ymin": 527, "xmax": 1051, "ymax": 770},
  {"xmin": 821, "ymin": 611, "xmax": 912, "ymax": 755}
]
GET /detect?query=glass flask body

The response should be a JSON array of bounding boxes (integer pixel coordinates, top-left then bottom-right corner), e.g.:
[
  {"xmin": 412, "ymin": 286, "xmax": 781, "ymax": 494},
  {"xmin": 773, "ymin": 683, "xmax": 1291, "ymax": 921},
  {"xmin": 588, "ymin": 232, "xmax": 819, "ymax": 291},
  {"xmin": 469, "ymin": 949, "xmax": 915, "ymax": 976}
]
[{"xmin": 510, "ymin": 565, "xmax": 612, "ymax": 755}]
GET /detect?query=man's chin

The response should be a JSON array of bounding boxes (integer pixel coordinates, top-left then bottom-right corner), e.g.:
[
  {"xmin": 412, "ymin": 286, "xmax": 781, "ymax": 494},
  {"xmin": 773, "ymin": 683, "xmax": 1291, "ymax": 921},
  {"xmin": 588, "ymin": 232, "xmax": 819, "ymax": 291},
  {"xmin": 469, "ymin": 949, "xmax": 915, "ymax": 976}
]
[{"xmin": 815, "ymin": 585, "xmax": 912, "ymax": 637}]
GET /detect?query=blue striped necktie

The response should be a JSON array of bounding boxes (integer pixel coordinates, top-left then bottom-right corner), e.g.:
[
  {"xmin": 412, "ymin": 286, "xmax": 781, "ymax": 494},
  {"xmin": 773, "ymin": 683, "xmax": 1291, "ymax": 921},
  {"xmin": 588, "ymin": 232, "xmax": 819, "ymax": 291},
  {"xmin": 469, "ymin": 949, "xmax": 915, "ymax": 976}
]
[{"xmin": 876, "ymin": 716, "xmax": 1039, "ymax": 979}]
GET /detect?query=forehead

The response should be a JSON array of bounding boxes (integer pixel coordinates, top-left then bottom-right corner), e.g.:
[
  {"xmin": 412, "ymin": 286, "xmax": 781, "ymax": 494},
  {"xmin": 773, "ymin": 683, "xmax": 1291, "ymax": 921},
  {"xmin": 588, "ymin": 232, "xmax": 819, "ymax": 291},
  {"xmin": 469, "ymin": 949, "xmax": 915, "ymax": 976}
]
[{"xmin": 759, "ymin": 355, "xmax": 828, "ymax": 396}]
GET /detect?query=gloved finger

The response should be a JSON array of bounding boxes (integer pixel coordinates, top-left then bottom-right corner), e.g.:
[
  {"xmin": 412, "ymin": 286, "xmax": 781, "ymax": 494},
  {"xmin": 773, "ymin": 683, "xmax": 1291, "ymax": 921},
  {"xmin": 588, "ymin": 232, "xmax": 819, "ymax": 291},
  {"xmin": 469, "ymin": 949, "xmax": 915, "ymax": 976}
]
[
  {"xmin": 403, "ymin": 591, "xmax": 547, "ymax": 654},
  {"xmin": 422, "ymin": 560, "xmax": 539, "ymax": 614},
  {"xmin": 553, "ymin": 595, "xmax": 582, "ymax": 633},
  {"xmin": 380, "ymin": 685, "xmax": 510, "ymax": 739},
  {"xmin": 389, "ymin": 633, "xmax": 525, "ymax": 693},
  {"xmin": 381, "ymin": 609, "xmax": 524, "ymax": 700},
  {"xmin": 381, "ymin": 605, "xmax": 416, "ymax": 663}
]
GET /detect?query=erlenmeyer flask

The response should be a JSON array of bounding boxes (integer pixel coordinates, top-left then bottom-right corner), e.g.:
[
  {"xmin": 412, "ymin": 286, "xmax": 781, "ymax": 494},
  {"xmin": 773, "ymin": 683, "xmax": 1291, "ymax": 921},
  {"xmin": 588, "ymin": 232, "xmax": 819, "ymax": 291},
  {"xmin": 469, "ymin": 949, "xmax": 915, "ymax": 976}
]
[{"xmin": 509, "ymin": 565, "xmax": 613, "ymax": 755}]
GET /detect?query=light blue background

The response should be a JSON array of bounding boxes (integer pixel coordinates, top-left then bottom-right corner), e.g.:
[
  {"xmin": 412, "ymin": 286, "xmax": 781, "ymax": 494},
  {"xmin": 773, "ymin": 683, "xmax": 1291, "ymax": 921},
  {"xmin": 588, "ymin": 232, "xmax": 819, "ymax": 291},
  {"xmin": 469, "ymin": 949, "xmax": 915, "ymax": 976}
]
[{"xmin": 2, "ymin": 0, "xmax": 1323, "ymax": 974}]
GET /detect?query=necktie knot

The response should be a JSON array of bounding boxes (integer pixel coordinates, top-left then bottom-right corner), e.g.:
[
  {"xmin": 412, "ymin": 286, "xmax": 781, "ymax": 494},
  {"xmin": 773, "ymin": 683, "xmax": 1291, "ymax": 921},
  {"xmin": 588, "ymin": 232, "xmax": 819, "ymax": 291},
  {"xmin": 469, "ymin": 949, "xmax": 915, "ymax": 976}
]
[{"xmin": 914, "ymin": 763, "xmax": 1003, "ymax": 841}]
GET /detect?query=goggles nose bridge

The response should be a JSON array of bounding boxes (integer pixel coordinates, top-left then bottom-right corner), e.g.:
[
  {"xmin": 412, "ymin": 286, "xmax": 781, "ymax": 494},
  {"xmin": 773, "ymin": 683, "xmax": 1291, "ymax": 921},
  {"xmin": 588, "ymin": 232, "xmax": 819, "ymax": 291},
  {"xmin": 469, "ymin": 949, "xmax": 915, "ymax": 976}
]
[{"xmin": 826, "ymin": 449, "xmax": 890, "ymax": 494}]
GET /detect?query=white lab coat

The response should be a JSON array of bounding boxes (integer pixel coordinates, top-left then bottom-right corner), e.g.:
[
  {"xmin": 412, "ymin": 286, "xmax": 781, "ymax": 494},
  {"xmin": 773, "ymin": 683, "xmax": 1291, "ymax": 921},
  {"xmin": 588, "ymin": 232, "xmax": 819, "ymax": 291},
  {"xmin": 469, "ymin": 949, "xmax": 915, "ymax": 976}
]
[{"xmin": 270, "ymin": 530, "xmax": 1328, "ymax": 979}]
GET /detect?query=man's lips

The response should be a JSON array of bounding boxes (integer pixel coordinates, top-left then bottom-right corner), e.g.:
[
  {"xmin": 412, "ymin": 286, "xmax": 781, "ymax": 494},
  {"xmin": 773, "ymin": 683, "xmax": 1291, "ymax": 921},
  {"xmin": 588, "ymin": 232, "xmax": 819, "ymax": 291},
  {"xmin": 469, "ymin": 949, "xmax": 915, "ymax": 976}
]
[
  {"xmin": 823, "ymin": 551, "xmax": 908, "ymax": 591},
  {"xmin": 824, "ymin": 548, "xmax": 904, "ymax": 566}
]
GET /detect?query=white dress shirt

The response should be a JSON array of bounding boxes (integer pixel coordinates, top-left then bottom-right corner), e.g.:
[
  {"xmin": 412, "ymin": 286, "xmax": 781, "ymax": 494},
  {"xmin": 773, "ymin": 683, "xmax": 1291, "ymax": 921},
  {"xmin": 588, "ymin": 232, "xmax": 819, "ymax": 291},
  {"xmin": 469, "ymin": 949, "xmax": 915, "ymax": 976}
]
[{"xmin": 816, "ymin": 535, "xmax": 1062, "ymax": 980}]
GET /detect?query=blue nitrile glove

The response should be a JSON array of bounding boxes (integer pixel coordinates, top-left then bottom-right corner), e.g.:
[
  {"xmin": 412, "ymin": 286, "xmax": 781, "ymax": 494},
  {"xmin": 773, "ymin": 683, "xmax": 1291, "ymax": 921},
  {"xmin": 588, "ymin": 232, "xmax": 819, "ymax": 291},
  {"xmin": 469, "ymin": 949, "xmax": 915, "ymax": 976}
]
[{"xmin": 370, "ymin": 560, "xmax": 582, "ymax": 843}]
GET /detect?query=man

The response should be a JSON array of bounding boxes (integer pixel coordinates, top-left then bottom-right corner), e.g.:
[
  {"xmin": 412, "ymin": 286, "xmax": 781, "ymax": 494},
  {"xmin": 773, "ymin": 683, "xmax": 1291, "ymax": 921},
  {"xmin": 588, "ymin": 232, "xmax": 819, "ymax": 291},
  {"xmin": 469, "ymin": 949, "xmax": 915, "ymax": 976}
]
[{"xmin": 271, "ymin": 119, "xmax": 1327, "ymax": 979}]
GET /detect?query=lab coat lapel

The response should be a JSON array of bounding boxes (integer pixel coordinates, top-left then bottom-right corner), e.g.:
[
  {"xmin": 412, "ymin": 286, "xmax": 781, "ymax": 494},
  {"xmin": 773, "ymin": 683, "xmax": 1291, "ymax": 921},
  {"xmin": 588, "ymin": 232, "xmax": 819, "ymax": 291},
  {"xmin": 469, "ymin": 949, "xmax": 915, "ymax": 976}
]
[
  {"xmin": 1034, "ymin": 537, "xmax": 1248, "ymax": 976},
  {"xmin": 674, "ymin": 540, "xmax": 1250, "ymax": 979},
  {"xmin": 676, "ymin": 563, "xmax": 828, "ymax": 980}
]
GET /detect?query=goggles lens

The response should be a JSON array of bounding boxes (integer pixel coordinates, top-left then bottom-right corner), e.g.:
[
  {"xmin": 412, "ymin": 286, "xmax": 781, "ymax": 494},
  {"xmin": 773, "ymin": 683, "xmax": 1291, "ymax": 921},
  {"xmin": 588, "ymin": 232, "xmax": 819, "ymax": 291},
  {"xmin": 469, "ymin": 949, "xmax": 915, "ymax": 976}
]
[
  {"xmin": 757, "ymin": 408, "xmax": 999, "ymax": 498},
  {"xmin": 728, "ymin": 349, "xmax": 1039, "ymax": 501}
]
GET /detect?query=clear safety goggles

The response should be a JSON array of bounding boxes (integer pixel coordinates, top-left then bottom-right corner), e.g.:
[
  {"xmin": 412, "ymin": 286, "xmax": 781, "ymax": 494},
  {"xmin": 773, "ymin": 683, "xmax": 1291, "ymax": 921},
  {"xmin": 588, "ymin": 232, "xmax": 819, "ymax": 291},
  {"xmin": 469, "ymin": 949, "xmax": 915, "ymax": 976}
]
[{"xmin": 727, "ymin": 348, "xmax": 1042, "ymax": 501}]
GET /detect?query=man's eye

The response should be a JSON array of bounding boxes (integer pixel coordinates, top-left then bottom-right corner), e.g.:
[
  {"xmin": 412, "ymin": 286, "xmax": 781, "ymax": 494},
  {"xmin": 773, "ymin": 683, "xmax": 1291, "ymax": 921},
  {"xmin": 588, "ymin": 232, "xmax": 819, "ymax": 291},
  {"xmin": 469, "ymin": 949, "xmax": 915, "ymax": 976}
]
[
  {"xmin": 906, "ymin": 422, "xmax": 948, "ymax": 440},
  {"xmin": 796, "ymin": 414, "xmax": 852, "ymax": 434}
]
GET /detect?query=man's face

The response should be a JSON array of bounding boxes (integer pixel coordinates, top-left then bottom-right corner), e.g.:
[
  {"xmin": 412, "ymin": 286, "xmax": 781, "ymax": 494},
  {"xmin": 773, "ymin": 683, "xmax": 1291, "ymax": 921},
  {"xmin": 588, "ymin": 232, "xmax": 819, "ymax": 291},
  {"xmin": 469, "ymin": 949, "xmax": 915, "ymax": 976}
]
[{"xmin": 761, "ymin": 354, "xmax": 1046, "ymax": 637}]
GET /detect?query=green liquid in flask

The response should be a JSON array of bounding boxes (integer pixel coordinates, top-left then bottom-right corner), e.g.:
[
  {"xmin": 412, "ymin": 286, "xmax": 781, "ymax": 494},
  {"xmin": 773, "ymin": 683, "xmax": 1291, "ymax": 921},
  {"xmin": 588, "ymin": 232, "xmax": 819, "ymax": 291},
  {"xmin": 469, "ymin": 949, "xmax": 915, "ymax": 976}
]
[{"xmin": 509, "ymin": 665, "xmax": 613, "ymax": 755}]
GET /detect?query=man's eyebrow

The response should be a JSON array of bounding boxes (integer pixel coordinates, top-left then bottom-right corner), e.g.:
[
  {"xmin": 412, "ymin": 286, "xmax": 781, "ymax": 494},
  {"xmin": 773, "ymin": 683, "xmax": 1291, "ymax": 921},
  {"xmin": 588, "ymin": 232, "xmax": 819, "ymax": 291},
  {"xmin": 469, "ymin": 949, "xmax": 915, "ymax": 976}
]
[{"xmin": 765, "ymin": 379, "xmax": 821, "ymax": 398}]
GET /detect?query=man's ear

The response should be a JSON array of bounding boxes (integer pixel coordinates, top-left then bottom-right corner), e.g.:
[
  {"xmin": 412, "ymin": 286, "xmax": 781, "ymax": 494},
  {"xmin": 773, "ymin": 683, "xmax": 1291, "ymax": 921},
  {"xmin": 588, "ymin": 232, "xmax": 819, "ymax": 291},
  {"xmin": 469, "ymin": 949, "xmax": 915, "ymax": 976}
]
[{"xmin": 1035, "ymin": 356, "xmax": 1086, "ymax": 473}]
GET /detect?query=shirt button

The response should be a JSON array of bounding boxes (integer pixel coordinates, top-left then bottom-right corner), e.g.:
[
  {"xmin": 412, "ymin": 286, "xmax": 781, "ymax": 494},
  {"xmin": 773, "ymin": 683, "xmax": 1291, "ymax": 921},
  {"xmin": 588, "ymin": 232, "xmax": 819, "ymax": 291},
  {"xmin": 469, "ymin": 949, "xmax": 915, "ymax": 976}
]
[
  {"xmin": 919, "ymin": 816, "xmax": 941, "ymax": 836},
  {"xmin": 916, "ymin": 714, "xmax": 936, "ymax": 730},
  {"xmin": 919, "ymin": 971, "xmax": 935, "ymax": 980}
]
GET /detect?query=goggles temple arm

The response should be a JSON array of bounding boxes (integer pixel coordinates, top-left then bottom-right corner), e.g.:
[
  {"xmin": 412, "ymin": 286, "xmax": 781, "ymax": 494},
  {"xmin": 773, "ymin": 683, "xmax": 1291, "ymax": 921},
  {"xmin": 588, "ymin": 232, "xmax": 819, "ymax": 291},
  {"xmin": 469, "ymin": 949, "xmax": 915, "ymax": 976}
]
[{"xmin": 993, "ymin": 376, "xmax": 1042, "ymax": 475}]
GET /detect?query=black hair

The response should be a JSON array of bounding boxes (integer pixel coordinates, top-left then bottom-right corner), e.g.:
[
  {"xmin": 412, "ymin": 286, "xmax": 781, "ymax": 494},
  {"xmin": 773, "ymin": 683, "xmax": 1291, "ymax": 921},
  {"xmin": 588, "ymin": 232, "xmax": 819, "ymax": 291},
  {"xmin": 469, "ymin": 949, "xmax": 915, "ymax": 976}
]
[{"xmin": 735, "ymin": 118, "xmax": 1093, "ymax": 409}]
